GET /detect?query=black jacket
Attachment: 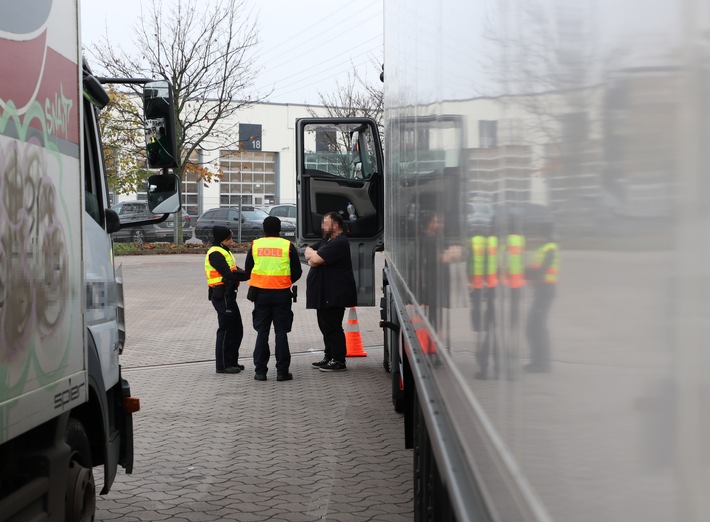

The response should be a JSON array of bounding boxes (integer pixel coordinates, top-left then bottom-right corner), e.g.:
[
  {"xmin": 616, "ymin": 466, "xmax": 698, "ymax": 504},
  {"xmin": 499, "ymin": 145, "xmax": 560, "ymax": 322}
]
[
  {"xmin": 305, "ymin": 235, "xmax": 357, "ymax": 309},
  {"xmin": 207, "ymin": 244, "xmax": 249, "ymax": 300}
]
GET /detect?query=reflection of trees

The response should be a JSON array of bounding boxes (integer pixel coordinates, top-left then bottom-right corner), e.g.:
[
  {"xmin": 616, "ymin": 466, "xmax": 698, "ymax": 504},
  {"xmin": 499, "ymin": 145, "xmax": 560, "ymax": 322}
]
[
  {"xmin": 494, "ymin": 1, "xmax": 682, "ymax": 236},
  {"xmin": 511, "ymin": 2, "xmax": 603, "ymax": 224}
]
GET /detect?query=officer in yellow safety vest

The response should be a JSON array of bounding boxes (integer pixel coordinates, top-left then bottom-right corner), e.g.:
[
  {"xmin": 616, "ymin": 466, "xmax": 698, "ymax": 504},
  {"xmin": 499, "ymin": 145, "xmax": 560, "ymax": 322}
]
[
  {"xmin": 503, "ymin": 222, "xmax": 526, "ymax": 379},
  {"xmin": 524, "ymin": 223, "xmax": 559, "ymax": 373},
  {"xmin": 469, "ymin": 230, "xmax": 487, "ymax": 333},
  {"xmin": 245, "ymin": 216, "xmax": 302, "ymax": 382},
  {"xmin": 205, "ymin": 226, "xmax": 250, "ymax": 374},
  {"xmin": 471, "ymin": 227, "xmax": 500, "ymax": 380}
]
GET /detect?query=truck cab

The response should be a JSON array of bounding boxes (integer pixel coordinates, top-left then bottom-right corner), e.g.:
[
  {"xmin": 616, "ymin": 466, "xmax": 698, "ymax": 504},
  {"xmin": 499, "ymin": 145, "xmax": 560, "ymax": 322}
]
[
  {"xmin": 0, "ymin": 3, "xmax": 180, "ymax": 519},
  {"xmin": 295, "ymin": 117, "xmax": 384, "ymax": 306}
]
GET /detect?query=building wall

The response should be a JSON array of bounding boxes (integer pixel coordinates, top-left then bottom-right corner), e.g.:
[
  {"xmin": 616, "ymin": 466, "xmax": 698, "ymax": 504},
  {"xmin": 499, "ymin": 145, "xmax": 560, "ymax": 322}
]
[{"xmin": 117, "ymin": 101, "xmax": 332, "ymax": 217}]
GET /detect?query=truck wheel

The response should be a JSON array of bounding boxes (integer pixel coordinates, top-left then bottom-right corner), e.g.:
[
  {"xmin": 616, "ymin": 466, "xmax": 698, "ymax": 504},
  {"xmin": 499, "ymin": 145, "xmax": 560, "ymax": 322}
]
[
  {"xmin": 132, "ymin": 229, "xmax": 145, "ymax": 244},
  {"xmin": 65, "ymin": 418, "xmax": 96, "ymax": 522}
]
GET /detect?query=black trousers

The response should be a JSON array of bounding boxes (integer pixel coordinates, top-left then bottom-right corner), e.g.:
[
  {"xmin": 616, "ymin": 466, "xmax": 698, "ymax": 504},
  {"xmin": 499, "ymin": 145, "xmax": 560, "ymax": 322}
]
[
  {"xmin": 316, "ymin": 307, "xmax": 346, "ymax": 363},
  {"xmin": 476, "ymin": 287, "xmax": 498, "ymax": 375},
  {"xmin": 252, "ymin": 290, "xmax": 293, "ymax": 376},
  {"xmin": 211, "ymin": 294, "xmax": 243, "ymax": 371},
  {"xmin": 526, "ymin": 284, "xmax": 556, "ymax": 370}
]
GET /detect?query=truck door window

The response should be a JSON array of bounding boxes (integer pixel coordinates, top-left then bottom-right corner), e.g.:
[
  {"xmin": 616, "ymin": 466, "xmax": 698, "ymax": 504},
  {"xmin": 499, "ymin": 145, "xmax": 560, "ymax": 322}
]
[{"xmin": 83, "ymin": 99, "xmax": 104, "ymax": 226}]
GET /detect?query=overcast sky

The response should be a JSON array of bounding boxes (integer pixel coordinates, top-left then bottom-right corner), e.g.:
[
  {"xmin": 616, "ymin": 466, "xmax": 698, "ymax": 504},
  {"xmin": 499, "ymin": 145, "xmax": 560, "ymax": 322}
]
[{"xmin": 80, "ymin": 0, "xmax": 383, "ymax": 105}]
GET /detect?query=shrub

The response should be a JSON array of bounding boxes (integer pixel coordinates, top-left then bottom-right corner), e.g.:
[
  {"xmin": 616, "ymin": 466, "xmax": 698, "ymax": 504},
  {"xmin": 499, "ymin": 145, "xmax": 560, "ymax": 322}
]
[{"xmin": 113, "ymin": 242, "xmax": 250, "ymax": 255}]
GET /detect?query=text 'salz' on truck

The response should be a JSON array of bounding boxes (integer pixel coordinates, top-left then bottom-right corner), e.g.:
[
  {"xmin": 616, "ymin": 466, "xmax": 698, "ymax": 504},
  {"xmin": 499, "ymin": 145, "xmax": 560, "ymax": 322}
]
[{"xmin": 0, "ymin": 1, "xmax": 141, "ymax": 520}]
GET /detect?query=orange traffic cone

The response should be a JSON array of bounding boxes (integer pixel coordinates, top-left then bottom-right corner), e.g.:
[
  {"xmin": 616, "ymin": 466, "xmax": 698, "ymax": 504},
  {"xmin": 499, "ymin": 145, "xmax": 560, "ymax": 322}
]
[
  {"xmin": 412, "ymin": 311, "xmax": 435, "ymax": 355},
  {"xmin": 345, "ymin": 307, "xmax": 367, "ymax": 357}
]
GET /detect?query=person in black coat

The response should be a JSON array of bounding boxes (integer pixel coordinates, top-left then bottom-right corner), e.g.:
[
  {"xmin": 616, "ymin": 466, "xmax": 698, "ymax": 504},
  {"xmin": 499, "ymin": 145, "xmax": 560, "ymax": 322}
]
[
  {"xmin": 305, "ymin": 212, "xmax": 357, "ymax": 372},
  {"xmin": 205, "ymin": 225, "xmax": 249, "ymax": 374}
]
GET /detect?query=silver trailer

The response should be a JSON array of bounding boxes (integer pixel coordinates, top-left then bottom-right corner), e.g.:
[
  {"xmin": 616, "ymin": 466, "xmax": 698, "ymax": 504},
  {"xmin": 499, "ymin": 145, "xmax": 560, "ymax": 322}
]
[{"xmin": 297, "ymin": 1, "xmax": 709, "ymax": 519}]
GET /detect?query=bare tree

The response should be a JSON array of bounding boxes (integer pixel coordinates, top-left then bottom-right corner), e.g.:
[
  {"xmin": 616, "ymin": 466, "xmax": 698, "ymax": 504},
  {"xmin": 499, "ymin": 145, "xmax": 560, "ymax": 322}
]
[
  {"xmin": 88, "ymin": 0, "xmax": 261, "ymax": 242},
  {"xmin": 308, "ymin": 62, "xmax": 383, "ymax": 133},
  {"xmin": 305, "ymin": 61, "xmax": 384, "ymax": 176}
]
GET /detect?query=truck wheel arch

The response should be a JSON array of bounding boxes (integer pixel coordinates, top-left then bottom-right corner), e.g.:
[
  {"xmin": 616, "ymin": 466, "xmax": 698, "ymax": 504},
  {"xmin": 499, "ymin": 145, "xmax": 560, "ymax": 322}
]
[{"xmin": 70, "ymin": 330, "xmax": 114, "ymax": 492}]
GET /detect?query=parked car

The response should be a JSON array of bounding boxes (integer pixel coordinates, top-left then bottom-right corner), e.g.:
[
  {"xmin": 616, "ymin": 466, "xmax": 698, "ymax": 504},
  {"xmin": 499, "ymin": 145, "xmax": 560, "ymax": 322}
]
[
  {"xmin": 110, "ymin": 200, "xmax": 192, "ymax": 243},
  {"xmin": 195, "ymin": 206, "xmax": 296, "ymax": 243},
  {"xmin": 264, "ymin": 203, "xmax": 297, "ymax": 225}
]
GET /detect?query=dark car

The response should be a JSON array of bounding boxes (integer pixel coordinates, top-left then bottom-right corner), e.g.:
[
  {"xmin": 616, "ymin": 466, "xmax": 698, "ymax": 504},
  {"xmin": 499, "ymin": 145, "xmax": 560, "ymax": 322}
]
[
  {"xmin": 195, "ymin": 206, "xmax": 296, "ymax": 243},
  {"xmin": 110, "ymin": 200, "xmax": 192, "ymax": 243}
]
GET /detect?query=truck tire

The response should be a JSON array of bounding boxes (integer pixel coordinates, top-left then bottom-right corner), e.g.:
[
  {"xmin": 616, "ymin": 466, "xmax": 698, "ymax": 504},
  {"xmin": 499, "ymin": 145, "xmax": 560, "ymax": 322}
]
[{"xmin": 65, "ymin": 418, "xmax": 96, "ymax": 522}]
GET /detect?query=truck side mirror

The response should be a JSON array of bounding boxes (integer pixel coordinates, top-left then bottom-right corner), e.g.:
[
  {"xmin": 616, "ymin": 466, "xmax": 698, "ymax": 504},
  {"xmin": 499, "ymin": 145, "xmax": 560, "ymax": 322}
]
[
  {"xmin": 105, "ymin": 209, "xmax": 121, "ymax": 234},
  {"xmin": 147, "ymin": 174, "xmax": 181, "ymax": 214},
  {"xmin": 143, "ymin": 80, "xmax": 178, "ymax": 169}
]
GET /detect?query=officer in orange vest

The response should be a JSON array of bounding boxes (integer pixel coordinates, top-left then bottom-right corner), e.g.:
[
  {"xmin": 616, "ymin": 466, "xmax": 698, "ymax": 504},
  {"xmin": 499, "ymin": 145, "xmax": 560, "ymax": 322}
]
[
  {"xmin": 245, "ymin": 216, "xmax": 302, "ymax": 381},
  {"xmin": 205, "ymin": 226, "xmax": 250, "ymax": 374},
  {"xmin": 525, "ymin": 223, "xmax": 559, "ymax": 373}
]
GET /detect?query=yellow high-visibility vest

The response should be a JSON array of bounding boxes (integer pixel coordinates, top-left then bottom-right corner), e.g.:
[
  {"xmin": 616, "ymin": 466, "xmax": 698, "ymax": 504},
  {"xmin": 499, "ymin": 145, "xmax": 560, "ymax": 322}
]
[
  {"xmin": 507, "ymin": 234, "xmax": 525, "ymax": 288},
  {"xmin": 486, "ymin": 236, "xmax": 498, "ymax": 288},
  {"xmin": 532, "ymin": 242, "xmax": 559, "ymax": 284},
  {"xmin": 470, "ymin": 235, "xmax": 486, "ymax": 288},
  {"xmin": 205, "ymin": 246, "xmax": 238, "ymax": 287},
  {"xmin": 249, "ymin": 237, "xmax": 292, "ymax": 289}
]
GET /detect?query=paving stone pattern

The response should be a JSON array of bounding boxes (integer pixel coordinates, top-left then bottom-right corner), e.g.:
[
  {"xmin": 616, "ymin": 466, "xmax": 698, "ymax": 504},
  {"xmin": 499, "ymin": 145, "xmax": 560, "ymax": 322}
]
[{"xmin": 97, "ymin": 254, "xmax": 412, "ymax": 521}]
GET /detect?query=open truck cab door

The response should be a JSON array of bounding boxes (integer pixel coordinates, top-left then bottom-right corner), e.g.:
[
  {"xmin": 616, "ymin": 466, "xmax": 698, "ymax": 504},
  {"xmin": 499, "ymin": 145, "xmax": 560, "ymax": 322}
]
[{"xmin": 296, "ymin": 118, "xmax": 384, "ymax": 306}]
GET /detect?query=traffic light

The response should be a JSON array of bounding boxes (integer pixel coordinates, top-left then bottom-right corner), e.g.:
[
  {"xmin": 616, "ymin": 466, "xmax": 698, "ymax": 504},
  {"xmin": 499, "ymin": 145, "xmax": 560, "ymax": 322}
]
[{"xmin": 142, "ymin": 80, "xmax": 178, "ymax": 169}]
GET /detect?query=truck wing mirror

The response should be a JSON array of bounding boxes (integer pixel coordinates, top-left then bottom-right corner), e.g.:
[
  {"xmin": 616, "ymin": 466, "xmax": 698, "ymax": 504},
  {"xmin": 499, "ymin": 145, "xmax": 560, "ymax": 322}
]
[
  {"xmin": 143, "ymin": 80, "xmax": 178, "ymax": 169},
  {"xmin": 105, "ymin": 209, "xmax": 121, "ymax": 234},
  {"xmin": 147, "ymin": 174, "xmax": 181, "ymax": 214}
]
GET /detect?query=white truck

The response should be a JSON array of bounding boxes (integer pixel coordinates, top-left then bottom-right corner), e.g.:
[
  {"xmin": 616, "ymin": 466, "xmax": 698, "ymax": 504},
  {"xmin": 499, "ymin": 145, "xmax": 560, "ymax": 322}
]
[{"xmin": 0, "ymin": 1, "xmax": 180, "ymax": 520}]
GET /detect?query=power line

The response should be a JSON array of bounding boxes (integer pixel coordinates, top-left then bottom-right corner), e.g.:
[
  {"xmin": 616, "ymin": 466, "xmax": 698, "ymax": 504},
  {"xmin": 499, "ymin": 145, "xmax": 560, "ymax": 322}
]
[
  {"xmin": 257, "ymin": 0, "xmax": 381, "ymax": 61},
  {"xmin": 261, "ymin": 36, "xmax": 381, "ymax": 89},
  {"xmin": 268, "ymin": 55, "xmax": 379, "ymax": 101},
  {"xmin": 262, "ymin": 47, "xmax": 381, "ymax": 97},
  {"xmin": 259, "ymin": 12, "xmax": 381, "ymax": 72}
]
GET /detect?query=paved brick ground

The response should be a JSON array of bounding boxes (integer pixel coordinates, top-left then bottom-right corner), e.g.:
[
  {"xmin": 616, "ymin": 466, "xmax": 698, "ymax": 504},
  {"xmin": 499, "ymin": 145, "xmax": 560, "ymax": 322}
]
[{"xmin": 96, "ymin": 254, "xmax": 412, "ymax": 521}]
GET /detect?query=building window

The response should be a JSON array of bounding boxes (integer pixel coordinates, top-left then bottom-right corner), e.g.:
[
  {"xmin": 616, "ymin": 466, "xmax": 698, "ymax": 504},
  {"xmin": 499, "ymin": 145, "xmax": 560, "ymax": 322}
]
[{"xmin": 479, "ymin": 120, "xmax": 498, "ymax": 148}]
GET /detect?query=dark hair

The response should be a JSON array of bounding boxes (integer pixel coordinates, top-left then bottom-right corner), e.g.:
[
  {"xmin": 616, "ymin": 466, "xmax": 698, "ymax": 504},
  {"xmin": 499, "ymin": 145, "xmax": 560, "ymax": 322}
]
[{"xmin": 324, "ymin": 211, "xmax": 343, "ymax": 229}]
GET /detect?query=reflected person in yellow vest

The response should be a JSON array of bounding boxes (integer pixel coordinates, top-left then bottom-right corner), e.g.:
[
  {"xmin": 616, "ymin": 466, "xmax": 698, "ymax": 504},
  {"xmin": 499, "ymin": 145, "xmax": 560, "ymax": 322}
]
[
  {"xmin": 504, "ymin": 214, "xmax": 525, "ymax": 379},
  {"xmin": 205, "ymin": 226, "xmax": 250, "ymax": 374},
  {"xmin": 245, "ymin": 216, "xmax": 303, "ymax": 381},
  {"xmin": 470, "ymin": 223, "xmax": 499, "ymax": 380},
  {"xmin": 524, "ymin": 223, "xmax": 559, "ymax": 373}
]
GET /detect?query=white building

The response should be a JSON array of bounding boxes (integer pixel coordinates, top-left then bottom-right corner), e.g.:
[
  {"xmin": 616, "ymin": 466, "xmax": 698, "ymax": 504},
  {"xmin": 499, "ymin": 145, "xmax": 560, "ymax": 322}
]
[{"xmin": 117, "ymin": 101, "xmax": 332, "ymax": 218}]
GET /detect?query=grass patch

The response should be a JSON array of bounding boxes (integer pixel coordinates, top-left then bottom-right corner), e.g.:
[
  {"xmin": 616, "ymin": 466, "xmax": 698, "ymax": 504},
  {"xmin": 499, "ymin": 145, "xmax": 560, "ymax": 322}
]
[{"xmin": 113, "ymin": 242, "xmax": 251, "ymax": 255}]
